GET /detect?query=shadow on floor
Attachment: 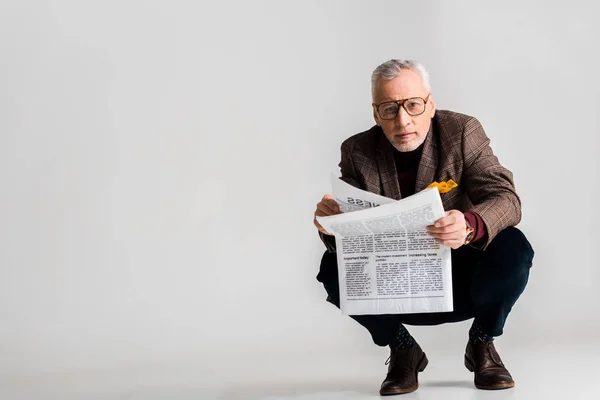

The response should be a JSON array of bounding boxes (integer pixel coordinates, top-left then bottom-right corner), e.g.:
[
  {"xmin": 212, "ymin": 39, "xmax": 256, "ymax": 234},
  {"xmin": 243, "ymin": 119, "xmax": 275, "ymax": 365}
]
[
  {"xmin": 219, "ymin": 378, "xmax": 381, "ymax": 400},
  {"xmin": 420, "ymin": 380, "xmax": 473, "ymax": 389}
]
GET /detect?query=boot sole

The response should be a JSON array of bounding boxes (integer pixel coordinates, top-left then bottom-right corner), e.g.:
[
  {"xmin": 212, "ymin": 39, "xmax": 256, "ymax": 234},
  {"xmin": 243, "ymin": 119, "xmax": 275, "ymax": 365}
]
[
  {"xmin": 379, "ymin": 353, "xmax": 428, "ymax": 396},
  {"xmin": 464, "ymin": 356, "xmax": 515, "ymax": 390}
]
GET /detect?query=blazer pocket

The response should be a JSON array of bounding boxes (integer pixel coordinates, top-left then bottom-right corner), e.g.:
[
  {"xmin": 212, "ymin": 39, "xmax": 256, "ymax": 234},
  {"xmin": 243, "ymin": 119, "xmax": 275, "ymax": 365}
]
[{"xmin": 440, "ymin": 189, "xmax": 461, "ymax": 209}]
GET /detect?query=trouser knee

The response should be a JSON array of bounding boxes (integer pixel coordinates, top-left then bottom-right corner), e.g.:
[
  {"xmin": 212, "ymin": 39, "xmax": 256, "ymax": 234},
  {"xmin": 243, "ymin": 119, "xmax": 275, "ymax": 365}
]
[
  {"xmin": 484, "ymin": 227, "xmax": 535, "ymax": 273},
  {"xmin": 472, "ymin": 227, "xmax": 534, "ymax": 308},
  {"xmin": 316, "ymin": 251, "xmax": 341, "ymax": 307}
]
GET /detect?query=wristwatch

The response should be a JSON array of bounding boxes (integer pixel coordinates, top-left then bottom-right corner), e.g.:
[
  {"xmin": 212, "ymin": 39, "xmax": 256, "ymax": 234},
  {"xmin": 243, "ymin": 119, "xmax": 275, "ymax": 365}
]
[{"xmin": 464, "ymin": 221, "xmax": 475, "ymax": 245}]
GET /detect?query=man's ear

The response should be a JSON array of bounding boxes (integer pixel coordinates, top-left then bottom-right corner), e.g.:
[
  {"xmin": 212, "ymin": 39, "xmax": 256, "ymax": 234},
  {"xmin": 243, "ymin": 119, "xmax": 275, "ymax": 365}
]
[
  {"xmin": 428, "ymin": 95, "xmax": 436, "ymax": 118},
  {"xmin": 372, "ymin": 105, "xmax": 381, "ymax": 126}
]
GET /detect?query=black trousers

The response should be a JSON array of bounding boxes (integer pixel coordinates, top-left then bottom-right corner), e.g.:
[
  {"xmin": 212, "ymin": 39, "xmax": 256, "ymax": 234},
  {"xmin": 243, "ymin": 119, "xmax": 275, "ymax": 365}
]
[{"xmin": 316, "ymin": 227, "xmax": 534, "ymax": 346}]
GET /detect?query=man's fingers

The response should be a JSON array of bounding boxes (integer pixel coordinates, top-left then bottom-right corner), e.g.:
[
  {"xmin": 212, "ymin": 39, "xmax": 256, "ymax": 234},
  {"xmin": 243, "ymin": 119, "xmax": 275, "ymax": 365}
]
[
  {"xmin": 313, "ymin": 194, "xmax": 341, "ymax": 235},
  {"xmin": 433, "ymin": 213, "xmax": 456, "ymax": 228},
  {"xmin": 427, "ymin": 224, "xmax": 462, "ymax": 235},
  {"xmin": 317, "ymin": 201, "xmax": 339, "ymax": 216},
  {"xmin": 428, "ymin": 231, "xmax": 464, "ymax": 241},
  {"xmin": 322, "ymin": 197, "xmax": 340, "ymax": 213},
  {"xmin": 316, "ymin": 194, "xmax": 341, "ymax": 216},
  {"xmin": 314, "ymin": 209, "xmax": 333, "ymax": 218}
]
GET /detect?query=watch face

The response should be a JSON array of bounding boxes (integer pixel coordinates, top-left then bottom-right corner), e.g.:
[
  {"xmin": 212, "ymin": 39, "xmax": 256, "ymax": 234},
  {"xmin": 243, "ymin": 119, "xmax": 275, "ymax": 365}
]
[{"xmin": 465, "ymin": 228, "xmax": 474, "ymax": 244}]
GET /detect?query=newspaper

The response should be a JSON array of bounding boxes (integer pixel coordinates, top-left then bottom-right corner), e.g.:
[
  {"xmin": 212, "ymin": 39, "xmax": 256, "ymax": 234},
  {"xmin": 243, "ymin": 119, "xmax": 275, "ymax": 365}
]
[
  {"xmin": 330, "ymin": 173, "xmax": 396, "ymax": 211},
  {"xmin": 316, "ymin": 176, "xmax": 453, "ymax": 316}
]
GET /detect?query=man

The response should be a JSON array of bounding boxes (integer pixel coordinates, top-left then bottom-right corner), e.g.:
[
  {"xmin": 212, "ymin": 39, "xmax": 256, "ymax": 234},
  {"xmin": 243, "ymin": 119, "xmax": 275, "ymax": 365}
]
[{"xmin": 313, "ymin": 60, "xmax": 534, "ymax": 395}]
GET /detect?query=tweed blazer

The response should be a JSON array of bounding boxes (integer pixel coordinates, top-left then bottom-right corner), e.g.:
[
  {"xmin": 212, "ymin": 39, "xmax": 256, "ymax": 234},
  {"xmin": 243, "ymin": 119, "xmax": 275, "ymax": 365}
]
[{"xmin": 323, "ymin": 110, "xmax": 521, "ymax": 251}]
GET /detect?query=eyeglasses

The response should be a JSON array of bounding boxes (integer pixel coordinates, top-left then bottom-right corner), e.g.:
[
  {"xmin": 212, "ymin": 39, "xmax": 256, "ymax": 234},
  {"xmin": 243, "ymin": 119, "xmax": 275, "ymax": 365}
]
[{"xmin": 374, "ymin": 94, "xmax": 431, "ymax": 120}]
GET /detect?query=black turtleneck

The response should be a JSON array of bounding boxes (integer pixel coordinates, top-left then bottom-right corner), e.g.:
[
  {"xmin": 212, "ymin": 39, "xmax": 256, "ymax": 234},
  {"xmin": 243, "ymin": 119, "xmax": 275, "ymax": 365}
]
[{"xmin": 393, "ymin": 143, "xmax": 424, "ymax": 198}]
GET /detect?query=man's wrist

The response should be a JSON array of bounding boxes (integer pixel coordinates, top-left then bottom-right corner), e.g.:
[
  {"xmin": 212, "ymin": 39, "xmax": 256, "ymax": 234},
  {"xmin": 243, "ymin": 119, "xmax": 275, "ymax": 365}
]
[
  {"xmin": 464, "ymin": 219, "xmax": 475, "ymax": 245},
  {"xmin": 463, "ymin": 211, "xmax": 488, "ymax": 244}
]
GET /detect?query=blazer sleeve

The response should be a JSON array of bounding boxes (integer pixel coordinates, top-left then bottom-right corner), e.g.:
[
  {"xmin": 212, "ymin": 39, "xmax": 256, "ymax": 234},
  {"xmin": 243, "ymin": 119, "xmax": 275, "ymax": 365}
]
[
  {"xmin": 318, "ymin": 140, "xmax": 362, "ymax": 252},
  {"xmin": 461, "ymin": 117, "xmax": 522, "ymax": 250},
  {"xmin": 339, "ymin": 140, "xmax": 363, "ymax": 189}
]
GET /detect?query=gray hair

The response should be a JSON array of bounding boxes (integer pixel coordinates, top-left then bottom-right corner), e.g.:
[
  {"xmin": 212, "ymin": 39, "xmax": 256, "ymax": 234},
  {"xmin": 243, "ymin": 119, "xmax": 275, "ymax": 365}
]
[{"xmin": 371, "ymin": 60, "xmax": 431, "ymax": 100}]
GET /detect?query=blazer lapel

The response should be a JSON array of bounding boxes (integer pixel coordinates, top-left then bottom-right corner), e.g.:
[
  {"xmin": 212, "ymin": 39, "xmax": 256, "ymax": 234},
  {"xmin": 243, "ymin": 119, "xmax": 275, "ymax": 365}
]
[
  {"xmin": 415, "ymin": 123, "xmax": 438, "ymax": 193},
  {"xmin": 375, "ymin": 131, "xmax": 402, "ymax": 200}
]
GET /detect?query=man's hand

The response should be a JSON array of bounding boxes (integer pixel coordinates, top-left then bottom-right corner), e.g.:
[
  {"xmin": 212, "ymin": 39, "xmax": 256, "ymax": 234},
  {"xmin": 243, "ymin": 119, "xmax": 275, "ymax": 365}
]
[
  {"xmin": 313, "ymin": 194, "xmax": 341, "ymax": 235},
  {"xmin": 427, "ymin": 210, "xmax": 468, "ymax": 249}
]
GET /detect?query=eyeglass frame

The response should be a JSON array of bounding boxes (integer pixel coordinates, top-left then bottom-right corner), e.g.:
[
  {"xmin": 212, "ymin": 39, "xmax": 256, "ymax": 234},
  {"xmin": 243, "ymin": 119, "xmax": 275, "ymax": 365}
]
[{"xmin": 373, "ymin": 94, "xmax": 432, "ymax": 120}]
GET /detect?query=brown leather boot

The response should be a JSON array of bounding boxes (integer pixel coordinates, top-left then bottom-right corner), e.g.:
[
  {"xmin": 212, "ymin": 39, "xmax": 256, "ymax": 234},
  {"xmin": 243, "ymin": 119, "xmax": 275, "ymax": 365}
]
[
  {"xmin": 379, "ymin": 341, "xmax": 428, "ymax": 396},
  {"xmin": 465, "ymin": 340, "xmax": 515, "ymax": 390}
]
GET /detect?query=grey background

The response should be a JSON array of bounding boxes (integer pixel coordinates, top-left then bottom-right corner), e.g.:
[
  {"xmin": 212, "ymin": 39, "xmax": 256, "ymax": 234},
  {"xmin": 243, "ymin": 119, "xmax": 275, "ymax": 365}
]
[{"xmin": 0, "ymin": 0, "xmax": 598, "ymax": 394}]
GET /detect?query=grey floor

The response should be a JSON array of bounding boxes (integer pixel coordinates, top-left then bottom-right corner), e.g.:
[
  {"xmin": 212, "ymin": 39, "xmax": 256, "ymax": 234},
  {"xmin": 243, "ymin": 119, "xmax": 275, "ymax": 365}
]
[{"xmin": 1, "ymin": 335, "xmax": 598, "ymax": 400}]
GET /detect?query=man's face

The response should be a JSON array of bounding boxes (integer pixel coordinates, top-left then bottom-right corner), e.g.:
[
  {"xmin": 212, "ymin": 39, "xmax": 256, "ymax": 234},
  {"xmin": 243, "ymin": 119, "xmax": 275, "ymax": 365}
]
[{"xmin": 372, "ymin": 69, "xmax": 436, "ymax": 152}]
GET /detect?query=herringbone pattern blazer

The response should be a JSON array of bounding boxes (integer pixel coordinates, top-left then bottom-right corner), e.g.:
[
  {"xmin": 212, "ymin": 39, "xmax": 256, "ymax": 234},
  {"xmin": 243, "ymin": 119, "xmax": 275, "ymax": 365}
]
[{"xmin": 328, "ymin": 110, "xmax": 521, "ymax": 251}]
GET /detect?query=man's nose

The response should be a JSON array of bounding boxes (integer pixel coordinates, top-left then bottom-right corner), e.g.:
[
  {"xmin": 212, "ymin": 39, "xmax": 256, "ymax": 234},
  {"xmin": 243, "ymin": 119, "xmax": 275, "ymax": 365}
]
[{"xmin": 396, "ymin": 106, "xmax": 411, "ymax": 128}]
